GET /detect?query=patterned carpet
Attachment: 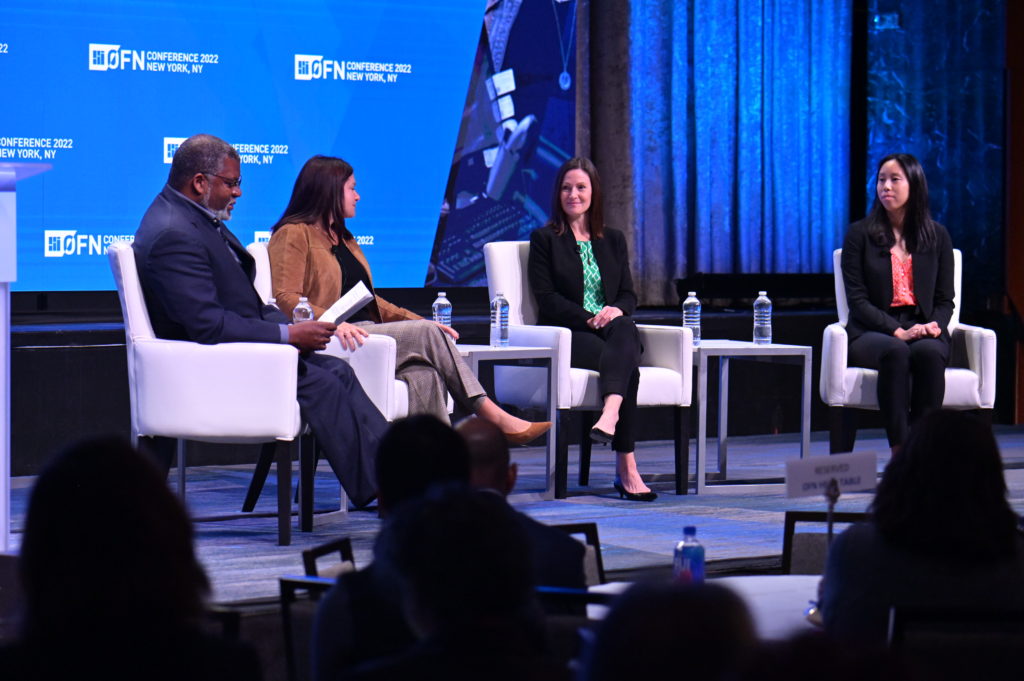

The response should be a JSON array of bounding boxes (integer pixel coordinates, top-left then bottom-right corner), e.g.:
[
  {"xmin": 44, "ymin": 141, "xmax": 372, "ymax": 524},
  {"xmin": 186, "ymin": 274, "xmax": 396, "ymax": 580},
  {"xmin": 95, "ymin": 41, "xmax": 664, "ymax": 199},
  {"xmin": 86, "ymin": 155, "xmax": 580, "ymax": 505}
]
[{"xmin": 8, "ymin": 426, "xmax": 1024, "ymax": 604}]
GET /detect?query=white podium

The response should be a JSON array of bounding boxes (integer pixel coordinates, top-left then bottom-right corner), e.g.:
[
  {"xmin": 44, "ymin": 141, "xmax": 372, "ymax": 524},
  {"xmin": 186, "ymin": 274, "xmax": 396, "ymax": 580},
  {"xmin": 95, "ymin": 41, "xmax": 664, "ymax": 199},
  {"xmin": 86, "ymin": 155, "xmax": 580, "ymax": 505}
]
[{"xmin": 0, "ymin": 163, "xmax": 51, "ymax": 551}]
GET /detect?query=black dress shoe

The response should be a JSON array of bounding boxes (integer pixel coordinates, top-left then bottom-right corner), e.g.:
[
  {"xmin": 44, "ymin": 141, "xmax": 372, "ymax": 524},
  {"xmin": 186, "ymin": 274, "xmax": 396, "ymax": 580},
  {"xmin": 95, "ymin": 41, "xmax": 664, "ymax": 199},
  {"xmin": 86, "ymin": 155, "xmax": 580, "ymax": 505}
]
[
  {"xmin": 590, "ymin": 427, "xmax": 614, "ymax": 445},
  {"xmin": 613, "ymin": 480, "xmax": 658, "ymax": 502}
]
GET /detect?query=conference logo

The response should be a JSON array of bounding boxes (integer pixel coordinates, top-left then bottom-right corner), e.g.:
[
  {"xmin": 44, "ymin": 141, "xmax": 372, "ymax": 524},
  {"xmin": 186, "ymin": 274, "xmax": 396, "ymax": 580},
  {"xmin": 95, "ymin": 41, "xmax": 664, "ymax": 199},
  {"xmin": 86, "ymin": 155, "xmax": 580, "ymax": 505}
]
[
  {"xmin": 44, "ymin": 230, "xmax": 132, "ymax": 258},
  {"xmin": 88, "ymin": 43, "xmax": 219, "ymax": 74},
  {"xmin": 294, "ymin": 54, "xmax": 344, "ymax": 80},
  {"xmin": 164, "ymin": 137, "xmax": 186, "ymax": 164},
  {"xmin": 88, "ymin": 44, "xmax": 126, "ymax": 71},
  {"xmin": 293, "ymin": 54, "xmax": 411, "ymax": 84}
]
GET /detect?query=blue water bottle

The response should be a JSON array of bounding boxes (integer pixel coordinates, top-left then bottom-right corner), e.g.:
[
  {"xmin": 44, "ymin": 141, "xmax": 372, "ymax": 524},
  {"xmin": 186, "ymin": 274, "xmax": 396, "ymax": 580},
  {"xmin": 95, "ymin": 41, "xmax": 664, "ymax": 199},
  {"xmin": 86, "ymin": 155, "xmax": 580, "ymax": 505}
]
[{"xmin": 673, "ymin": 525, "xmax": 705, "ymax": 584}]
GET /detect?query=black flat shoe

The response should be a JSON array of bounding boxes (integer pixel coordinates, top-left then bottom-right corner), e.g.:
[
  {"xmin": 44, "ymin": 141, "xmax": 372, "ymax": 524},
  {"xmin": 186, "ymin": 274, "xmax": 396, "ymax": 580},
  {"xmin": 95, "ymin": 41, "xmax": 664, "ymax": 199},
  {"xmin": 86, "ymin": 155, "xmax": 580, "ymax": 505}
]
[
  {"xmin": 613, "ymin": 480, "xmax": 658, "ymax": 502},
  {"xmin": 590, "ymin": 427, "xmax": 614, "ymax": 445}
]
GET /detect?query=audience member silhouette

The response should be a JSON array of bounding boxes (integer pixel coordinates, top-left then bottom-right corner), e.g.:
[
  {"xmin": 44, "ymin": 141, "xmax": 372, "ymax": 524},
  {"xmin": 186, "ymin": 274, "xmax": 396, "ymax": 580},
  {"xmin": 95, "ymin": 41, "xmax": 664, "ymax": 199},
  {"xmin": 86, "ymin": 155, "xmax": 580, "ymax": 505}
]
[
  {"xmin": 578, "ymin": 581, "xmax": 756, "ymax": 681},
  {"xmin": 347, "ymin": 484, "xmax": 567, "ymax": 681},
  {"xmin": 822, "ymin": 409, "xmax": 1024, "ymax": 645},
  {"xmin": 458, "ymin": 417, "xmax": 586, "ymax": 589},
  {"xmin": 312, "ymin": 415, "xmax": 470, "ymax": 681},
  {"xmin": 0, "ymin": 437, "xmax": 261, "ymax": 681}
]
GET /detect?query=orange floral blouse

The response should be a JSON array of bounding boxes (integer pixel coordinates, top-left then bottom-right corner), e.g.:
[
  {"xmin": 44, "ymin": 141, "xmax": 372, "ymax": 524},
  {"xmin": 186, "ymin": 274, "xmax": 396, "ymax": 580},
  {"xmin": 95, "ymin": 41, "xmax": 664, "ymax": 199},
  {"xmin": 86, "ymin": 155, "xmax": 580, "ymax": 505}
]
[{"xmin": 890, "ymin": 253, "xmax": 916, "ymax": 307}]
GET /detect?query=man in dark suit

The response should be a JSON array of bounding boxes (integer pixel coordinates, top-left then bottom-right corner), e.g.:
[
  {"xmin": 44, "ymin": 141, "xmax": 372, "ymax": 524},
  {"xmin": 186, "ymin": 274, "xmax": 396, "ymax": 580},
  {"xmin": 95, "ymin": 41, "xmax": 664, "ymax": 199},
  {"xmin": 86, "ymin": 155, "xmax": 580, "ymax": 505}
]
[
  {"xmin": 132, "ymin": 133, "xmax": 386, "ymax": 507},
  {"xmin": 458, "ymin": 417, "xmax": 586, "ymax": 589}
]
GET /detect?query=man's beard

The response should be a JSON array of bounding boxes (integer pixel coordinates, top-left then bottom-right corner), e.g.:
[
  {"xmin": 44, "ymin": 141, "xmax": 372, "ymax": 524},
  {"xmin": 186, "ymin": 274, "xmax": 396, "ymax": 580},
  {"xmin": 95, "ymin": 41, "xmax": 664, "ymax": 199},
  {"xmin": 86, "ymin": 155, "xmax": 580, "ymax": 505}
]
[{"xmin": 200, "ymin": 192, "xmax": 233, "ymax": 221}]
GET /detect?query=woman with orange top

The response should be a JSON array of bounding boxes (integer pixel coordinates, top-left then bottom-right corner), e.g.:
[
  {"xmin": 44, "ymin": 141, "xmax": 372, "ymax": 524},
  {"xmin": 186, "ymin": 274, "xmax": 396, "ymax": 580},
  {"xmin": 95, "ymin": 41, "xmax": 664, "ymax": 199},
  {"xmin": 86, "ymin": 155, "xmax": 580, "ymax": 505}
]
[{"xmin": 841, "ymin": 153, "xmax": 954, "ymax": 453}]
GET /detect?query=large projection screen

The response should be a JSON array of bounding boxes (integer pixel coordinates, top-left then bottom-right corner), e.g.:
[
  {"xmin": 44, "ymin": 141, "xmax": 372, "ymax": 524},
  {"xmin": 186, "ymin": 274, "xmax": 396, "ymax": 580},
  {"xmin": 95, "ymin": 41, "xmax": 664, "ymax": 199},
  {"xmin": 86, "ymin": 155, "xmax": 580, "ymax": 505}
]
[{"xmin": 1, "ymin": 0, "xmax": 484, "ymax": 291}]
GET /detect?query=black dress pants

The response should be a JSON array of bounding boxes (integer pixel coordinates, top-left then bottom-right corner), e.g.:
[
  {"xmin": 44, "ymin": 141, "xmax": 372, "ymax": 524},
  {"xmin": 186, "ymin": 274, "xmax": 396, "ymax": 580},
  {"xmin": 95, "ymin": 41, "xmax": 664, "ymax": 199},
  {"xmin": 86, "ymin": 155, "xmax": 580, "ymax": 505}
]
[
  {"xmin": 570, "ymin": 316, "xmax": 641, "ymax": 453},
  {"xmin": 297, "ymin": 353, "xmax": 388, "ymax": 507},
  {"xmin": 848, "ymin": 331, "xmax": 948, "ymax": 447}
]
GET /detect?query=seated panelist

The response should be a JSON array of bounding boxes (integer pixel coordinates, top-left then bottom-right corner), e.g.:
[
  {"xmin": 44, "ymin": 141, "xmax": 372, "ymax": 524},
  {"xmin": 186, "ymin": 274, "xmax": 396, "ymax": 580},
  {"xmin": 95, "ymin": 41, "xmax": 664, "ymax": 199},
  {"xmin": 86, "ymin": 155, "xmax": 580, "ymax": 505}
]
[
  {"xmin": 132, "ymin": 134, "xmax": 385, "ymax": 507},
  {"xmin": 527, "ymin": 157, "xmax": 654, "ymax": 502},
  {"xmin": 841, "ymin": 153, "xmax": 954, "ymax": 452},
  {"xmin": 267, "ymin": 155, "xmax": 550, "ymax": 445}
]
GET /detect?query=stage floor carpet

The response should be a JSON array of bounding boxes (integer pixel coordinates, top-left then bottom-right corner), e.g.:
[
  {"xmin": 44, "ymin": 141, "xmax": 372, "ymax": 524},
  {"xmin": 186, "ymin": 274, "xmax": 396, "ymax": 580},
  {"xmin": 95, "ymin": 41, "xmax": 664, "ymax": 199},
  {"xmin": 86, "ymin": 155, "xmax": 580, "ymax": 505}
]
[{"xmin": 9, "ymin": 426, "xmax": 1024, "ymax": 604}]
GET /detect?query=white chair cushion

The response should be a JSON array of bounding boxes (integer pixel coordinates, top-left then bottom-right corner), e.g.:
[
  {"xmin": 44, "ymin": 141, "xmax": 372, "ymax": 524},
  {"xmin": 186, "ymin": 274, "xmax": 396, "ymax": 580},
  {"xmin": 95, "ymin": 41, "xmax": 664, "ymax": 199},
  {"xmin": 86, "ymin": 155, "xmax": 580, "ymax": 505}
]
[
  {"xmin": 636, "ymin": 367, "xmax": 687, "ymax": 406},
  {"xmin": 494, "ymin": 365, "xmax": 687, "ymax": 410},
  {"xmin": 484, "ymin": 241, "xmax": 537, "ymax": 326},
  {"xmin": 246, "ymin": 242, "xmax": 272, "ymax": 304},
  {"xmin": 943, "ymin": 368, "xmax": 984, "ymax": 409},
  {"xmin": 319, "ymin": 334, "xmax": 409, "ymax": 422}
]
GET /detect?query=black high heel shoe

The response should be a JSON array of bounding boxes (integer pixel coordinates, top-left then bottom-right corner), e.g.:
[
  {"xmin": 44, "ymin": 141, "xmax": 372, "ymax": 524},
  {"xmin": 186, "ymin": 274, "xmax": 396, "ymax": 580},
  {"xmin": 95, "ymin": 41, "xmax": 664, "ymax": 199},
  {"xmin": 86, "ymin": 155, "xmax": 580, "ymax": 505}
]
[
  {"xmin": 613, "ymin": 480, "xmax": 658, "ymax": 502},
  {"xmin": 590, "ymin": 426, "xmax": 614, "ymax": 445}
]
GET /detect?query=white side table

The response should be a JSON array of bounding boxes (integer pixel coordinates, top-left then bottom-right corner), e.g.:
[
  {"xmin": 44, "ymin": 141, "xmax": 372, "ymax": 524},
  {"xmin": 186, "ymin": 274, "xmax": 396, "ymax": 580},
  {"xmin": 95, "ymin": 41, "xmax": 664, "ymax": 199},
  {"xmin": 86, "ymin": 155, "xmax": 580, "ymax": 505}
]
[
  {"xmin": 457, "ymin": 344, "xmax": 557, "ymax": 501},
  {"xmin": 694, "ymin": 340, "xmax": 813, "ymax": 493}
]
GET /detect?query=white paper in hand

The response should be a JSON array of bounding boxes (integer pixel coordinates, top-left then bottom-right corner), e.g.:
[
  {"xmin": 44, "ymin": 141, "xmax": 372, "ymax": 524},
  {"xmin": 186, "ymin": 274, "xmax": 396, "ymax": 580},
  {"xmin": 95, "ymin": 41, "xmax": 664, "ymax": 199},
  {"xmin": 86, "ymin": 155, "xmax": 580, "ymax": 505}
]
[{"xmin": 318, "ymin": 281, "xmax": 373, "ymax": 323}]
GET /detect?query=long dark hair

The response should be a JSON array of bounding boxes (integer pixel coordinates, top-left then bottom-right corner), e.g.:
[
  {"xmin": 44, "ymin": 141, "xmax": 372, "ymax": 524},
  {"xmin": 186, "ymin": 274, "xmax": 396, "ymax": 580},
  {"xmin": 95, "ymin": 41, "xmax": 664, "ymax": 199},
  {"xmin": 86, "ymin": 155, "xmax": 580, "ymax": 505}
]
[
  {"xmin": 271, "ymin": 155, "xmax": 354, "ymax": 241},
  {"xmin": 865, "ymin": 153, "xmax": 937, "ymax": 252},
  {"xmin": 872, "ymin": 410, "xmax": 1019, "ymax": 562},
  {"xmin": 18, "ymin": 437, "xmax": 210, "ymax": 640},
  {"xmin": 546, "ymin": 156, "xmax": 605, "ymax": 239}
]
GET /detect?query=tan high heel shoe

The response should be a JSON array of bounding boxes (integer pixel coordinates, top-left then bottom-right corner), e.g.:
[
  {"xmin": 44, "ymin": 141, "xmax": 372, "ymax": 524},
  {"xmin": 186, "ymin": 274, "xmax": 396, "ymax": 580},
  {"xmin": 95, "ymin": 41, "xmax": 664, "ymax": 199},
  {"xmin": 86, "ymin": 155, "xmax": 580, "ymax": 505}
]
[{"xmin": 505, "ymin": 421, "xmax": 552, "ymax": 446}]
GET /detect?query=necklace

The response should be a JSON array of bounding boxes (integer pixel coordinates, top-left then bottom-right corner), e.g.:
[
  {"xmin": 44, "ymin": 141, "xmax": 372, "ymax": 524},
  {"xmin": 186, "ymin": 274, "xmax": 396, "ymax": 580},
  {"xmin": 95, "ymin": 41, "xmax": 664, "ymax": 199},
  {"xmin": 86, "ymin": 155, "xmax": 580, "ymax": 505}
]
[{"xmin": 550, "ymin": 0, "xmax": 576, "ymax": 91}]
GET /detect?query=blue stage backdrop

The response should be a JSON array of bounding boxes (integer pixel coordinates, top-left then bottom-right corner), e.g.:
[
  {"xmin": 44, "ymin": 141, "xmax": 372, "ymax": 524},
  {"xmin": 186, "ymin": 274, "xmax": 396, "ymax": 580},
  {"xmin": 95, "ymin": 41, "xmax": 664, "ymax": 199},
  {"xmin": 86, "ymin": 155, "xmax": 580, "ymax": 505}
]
[
  {"xmin": 865, "ymin": 0, "xmax": 1006, "ymax": 312},
  {"xmin": 628, "ymin": 0, "xmax": 852, "ymax": 292},
  {"xmin": 1, "ymin": 0, "xmax": 482, "ymax": 292}
]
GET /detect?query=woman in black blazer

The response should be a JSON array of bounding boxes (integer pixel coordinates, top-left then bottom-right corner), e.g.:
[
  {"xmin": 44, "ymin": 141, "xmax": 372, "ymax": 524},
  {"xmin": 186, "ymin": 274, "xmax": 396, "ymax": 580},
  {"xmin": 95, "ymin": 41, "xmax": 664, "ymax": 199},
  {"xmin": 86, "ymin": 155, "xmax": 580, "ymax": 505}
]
[
  {"xmin": 528, "ymin": 157, "xmax": 655, "ymax": 501},
  {"xmin": 841, "ymin": 153, "xmax": 954, "ymax": 452}
]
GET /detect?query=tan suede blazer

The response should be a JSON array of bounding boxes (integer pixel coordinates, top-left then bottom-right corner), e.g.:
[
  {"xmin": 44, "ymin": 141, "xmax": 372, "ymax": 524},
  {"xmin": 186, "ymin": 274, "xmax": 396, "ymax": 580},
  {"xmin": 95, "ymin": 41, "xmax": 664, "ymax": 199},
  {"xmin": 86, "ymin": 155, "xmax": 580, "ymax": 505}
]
[{"xmin": 266, "ymin": 221, "xmax": 420, "ymax": 323}]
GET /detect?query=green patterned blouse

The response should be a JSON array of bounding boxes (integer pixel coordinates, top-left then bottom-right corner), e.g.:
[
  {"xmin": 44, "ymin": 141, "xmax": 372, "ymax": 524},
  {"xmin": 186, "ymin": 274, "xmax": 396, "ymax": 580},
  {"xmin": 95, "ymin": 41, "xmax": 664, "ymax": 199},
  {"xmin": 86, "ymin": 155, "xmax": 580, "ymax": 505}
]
[{"xmin": 577, "ymin": 240, "xmax": 606, "ymax": 315}]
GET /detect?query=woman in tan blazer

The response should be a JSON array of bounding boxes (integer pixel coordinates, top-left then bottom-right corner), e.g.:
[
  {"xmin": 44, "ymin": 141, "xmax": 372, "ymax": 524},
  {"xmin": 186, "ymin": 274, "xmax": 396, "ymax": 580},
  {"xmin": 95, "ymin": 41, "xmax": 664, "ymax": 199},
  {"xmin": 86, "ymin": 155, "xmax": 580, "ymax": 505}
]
[{"xmin": 268, "ymin": 155, "xmax": 548, "ymax": 444}]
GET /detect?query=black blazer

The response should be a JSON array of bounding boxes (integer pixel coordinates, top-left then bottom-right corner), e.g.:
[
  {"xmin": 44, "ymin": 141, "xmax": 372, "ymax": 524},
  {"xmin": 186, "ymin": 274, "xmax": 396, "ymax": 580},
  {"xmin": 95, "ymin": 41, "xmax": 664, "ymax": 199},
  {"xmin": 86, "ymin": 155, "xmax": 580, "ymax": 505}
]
[
  {"xmin": 840, "ymin": 217, "xmax": 955, "ymax": 342},
  {"xmin": 133, "ymin": 185, "xmax": 287, "ymax": 344},
  {"xmin": 527, "ymin": 226, "xmax": 637, "ymax": 332}
]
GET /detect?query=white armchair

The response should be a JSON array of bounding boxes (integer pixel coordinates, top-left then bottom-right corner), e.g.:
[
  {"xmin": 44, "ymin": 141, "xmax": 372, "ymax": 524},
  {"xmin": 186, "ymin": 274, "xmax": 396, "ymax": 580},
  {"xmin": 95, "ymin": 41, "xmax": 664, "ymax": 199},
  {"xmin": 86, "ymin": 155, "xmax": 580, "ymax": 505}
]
[
  {"xmin": 483, "ymin": 241, "xmax": 693, "ymax": 498},
  {"xmin": 820, "ymin": 248, "xmax": 996, "ymax": 452},
  {"xmin": 108, "ymin": 242, "xmax": 302, "ymax": 545},
  {"xmin": 246, "ymin": 241, "xmax": 410, "ymax": 421}
]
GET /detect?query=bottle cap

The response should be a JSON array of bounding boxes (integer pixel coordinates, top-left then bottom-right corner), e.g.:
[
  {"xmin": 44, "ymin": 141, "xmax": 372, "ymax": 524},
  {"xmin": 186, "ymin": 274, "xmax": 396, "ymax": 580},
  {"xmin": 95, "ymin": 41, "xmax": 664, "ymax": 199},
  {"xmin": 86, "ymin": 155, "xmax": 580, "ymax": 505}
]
[
  {"xmin": 438, "ymin": 291, "xmax": 446, "ymax": 297},
  {"xmin": 758, "ymin": 291, "xmax": 767, "ymax": 296},
  {"xmin": 683, "ymin": 525, "xmax": 696, "ymax": 536},
  {"xmin": 688, "ymin": 291, "xmax": 696, "ymax": 297}
]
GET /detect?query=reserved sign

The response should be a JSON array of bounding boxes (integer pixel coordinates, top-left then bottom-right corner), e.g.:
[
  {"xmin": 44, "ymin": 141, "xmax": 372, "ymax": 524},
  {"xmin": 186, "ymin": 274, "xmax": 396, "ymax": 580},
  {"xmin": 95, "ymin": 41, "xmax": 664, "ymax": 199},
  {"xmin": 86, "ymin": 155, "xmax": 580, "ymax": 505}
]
[{"xmin": 785, "ymin": 451, "xmax": 877, "ymax": 498}]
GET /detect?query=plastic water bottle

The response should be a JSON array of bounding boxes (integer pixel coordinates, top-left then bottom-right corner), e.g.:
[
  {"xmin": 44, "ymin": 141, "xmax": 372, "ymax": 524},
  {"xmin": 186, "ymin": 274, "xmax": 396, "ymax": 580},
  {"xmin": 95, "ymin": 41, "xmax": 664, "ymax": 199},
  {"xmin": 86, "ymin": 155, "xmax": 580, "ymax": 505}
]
[
  {"xmin": 267, "ymin": 297, "xmax": 280, "ymax": 312},
  {"xmin": 431, "ymin": 291, "xmax": 452, "ymax": 327},
  {"xmin": 490, "ymin": 292, "xmax": 510, "ymax": 347},
  {"xmin": 682, "ymin": 291, "xmax": 701, "ymax": 348},
  {"xmin": 753, "ymin": 290, "xmax": 772, "ymax": 345},
  {"xmin": 673, "ymin": 525, "xmax": 705, "ymax": 584},
  {"xmin": 292, "ymin": 296, "xmax": 315, "ymax": 323}
]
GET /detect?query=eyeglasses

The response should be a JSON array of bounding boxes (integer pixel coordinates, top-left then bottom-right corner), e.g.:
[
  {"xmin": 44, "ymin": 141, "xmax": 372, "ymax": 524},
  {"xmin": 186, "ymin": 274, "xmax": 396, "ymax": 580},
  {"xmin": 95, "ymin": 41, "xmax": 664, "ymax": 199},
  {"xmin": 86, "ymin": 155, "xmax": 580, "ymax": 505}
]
[{"xmin": 204, "ymin": 172, "xmax": 242, "ymax": 188}]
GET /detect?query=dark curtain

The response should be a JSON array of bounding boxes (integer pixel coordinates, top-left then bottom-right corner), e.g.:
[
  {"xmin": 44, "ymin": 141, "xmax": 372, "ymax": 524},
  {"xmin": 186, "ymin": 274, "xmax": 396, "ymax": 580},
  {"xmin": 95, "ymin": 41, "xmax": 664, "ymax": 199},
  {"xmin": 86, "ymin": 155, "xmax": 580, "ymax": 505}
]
[
  {"xmin": 591, "ymin": 0, "xmax": 852, "ymax": 305},
  {"xmin": 865, "ymin": 0, "xmax": 1005, "ymax": 313}
]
